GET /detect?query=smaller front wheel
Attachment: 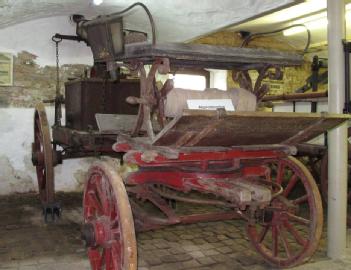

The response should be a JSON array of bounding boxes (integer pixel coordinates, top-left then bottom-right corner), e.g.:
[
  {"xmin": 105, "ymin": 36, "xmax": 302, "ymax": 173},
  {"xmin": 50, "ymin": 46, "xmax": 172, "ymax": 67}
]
[
  {"xmin": 82, "ymin": 161, "xmax": 137, "ymax": 270},
  {"xmin": 247, "ymin": 156, "xmax": 323, "ymax": 268}
]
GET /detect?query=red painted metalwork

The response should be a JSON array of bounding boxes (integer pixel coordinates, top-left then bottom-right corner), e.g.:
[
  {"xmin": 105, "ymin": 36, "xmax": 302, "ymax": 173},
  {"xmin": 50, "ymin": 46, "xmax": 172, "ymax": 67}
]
[{"xmin": 115, "ymin": 143, "xmax": 291, "ymax": 166}]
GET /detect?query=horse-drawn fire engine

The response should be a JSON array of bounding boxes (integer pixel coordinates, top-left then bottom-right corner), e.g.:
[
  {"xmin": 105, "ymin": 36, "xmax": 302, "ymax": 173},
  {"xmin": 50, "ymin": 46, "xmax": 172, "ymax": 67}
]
[{"xmin": 31, "ymin": 3, "xmax": 350, "ymax": 269}]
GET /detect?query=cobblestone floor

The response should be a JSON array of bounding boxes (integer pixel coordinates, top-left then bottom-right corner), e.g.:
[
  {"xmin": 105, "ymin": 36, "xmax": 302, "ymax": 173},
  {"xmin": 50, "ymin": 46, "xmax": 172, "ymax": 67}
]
[{"xmin": 0, "ymin": 192, "xmax": 350, "ymax": 270}]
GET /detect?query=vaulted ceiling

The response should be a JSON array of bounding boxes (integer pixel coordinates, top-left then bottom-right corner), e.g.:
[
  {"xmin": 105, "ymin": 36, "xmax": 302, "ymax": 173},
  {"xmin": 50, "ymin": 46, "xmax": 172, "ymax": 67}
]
[
  {"xmin": 229, "ymin": 0, "xmax": 351, "ymax": 55},
  {"xmin": 0, "ymin": 0, "xmax": 299, "ymax": 42}
]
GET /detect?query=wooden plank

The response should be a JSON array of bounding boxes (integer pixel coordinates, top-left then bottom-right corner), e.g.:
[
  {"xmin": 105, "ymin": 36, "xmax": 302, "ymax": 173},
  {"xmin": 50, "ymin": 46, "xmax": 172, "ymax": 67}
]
[
  {"xmin": 152, "ymin": 110, "xmax": 350, "ymax": 147},
  {"xmin": 118, "ymin": 43, "xmax": 303, "ymax": 69}
]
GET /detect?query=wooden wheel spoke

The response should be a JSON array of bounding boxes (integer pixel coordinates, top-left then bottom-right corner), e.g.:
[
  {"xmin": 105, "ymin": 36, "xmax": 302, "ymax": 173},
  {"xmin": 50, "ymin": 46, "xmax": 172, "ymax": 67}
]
[
  {"xmin": 283, "ymin": 174, "xmax": 298, "ymax": 197},
  {"xmin": 276, "ymin": 161, "xmax": 285, "ymax": 185},
  {"xmin": 111, "ymin": 244, "xmax": 122, "ymax": 269},
  {"xmin": 258, "ymin": 225, "xmax": 269, "ymax": 243},
  {"xmin": 271, "ymin": 226, "xmax": 279, "ymax": 257},
  {"xmin": 88, "ymin": 190, "xmax": 104, "ymax": 215},
  {"xmin": 292, "ymin": 194, "xmax": 308, "ymax": 205},
  {"xmin": 277, "ymin": 226, "xmax": 292, "ymax": 258},
  {"xmin": 284, "ymin": 220, "xmax": 308, "ymax": 246},
  {"xmin": 286, "ymin": 212, "xmax": 310, "ymax": 226},
  {"xmin": 88, "ymin": 248, "xmax": 104, "ymax": 270},
  {"xmin": 104, "ymin": 248, "xmax": 112, "ymax": 270},
  {"xmin": 95, "ymin": 178, "xmax": 111, "ymax": 216},
  {"xmin": 35, "ymin": 131, "xmax": 42, "ymax": 142}
]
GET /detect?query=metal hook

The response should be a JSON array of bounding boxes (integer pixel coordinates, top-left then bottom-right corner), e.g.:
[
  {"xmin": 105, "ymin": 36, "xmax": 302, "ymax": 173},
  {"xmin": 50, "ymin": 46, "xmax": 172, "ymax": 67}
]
[{"xmin": 52, "ymin": 35, "xmax": 62, "ymax": 43}]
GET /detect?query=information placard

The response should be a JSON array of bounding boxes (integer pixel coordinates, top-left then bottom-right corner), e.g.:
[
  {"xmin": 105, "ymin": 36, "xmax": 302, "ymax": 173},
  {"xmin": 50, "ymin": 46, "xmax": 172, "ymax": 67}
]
[{"xmin": 0, "ymin": 53, "xmax": 13, "ymax": 86}]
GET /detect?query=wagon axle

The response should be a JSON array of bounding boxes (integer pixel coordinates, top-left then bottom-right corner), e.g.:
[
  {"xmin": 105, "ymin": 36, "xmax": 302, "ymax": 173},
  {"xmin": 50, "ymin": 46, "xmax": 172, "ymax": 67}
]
[{"xmin": 82, "ymin": 218, "xmax": 118, "ymax": 248}]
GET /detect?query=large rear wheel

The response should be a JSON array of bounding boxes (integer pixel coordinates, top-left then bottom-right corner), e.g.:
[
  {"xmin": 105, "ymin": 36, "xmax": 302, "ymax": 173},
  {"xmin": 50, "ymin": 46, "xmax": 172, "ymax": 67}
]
[{"xmin": 247, "ymin": 156, "xmax": 323, "ymax": 268}]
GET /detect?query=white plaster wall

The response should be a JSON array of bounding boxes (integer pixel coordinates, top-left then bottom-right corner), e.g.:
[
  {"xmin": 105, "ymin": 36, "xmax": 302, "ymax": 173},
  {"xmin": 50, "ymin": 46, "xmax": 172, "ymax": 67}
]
[
  {"xmin": 0, "ymin": 16, "xmax": 93, "ymax": 66},
  {"xmin": 273, "ymin": 100, "xmax": 329, "ymax": 145},
  {"xmin": 0, "ymin": 107, "xmax": 95, "ymax": 195},
  {"xmin": 273, "ymin": 101, "xmax": 328, "ymax": 113},
  {"xmin": 209, "ymin": 69, "xmax": 228, "ymax": 91},
  {"xmin": 0, "ymin": 16, "xmax": 96, "ymax": 194}
]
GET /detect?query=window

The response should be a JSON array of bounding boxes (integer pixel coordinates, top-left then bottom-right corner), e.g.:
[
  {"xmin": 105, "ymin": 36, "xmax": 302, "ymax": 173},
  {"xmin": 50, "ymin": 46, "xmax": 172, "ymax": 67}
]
[
  {"xmin": 169, "ymin": 68, "xmax": 210, "ymax": 91},
  {"xmin": 171, "ymin": 74, "xmax": 206, "ymax": 91}
]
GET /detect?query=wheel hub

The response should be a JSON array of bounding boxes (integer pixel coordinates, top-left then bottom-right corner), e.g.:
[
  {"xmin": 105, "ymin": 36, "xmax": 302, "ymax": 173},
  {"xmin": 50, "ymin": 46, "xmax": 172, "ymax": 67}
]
[
  {"xmin": 81, "ymin": 223, "xmax": 95, "ymax": 247},
  {"xmin": 82, "ymin": 217, "xmax": 112, "ymax": 248},
  {"xmin": 261, "ymin": 198, "xmax": 297, "ymax": 225},
  {"xmin": 32, "ymin": 150, "xmax": 44, "ymax": 166}
]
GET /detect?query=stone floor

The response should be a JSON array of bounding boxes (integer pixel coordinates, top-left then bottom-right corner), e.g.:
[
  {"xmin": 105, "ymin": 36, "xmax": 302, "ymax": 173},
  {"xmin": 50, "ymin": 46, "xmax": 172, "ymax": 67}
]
[{"xmin": 0, "ymin": 192, "xmax": 350, "ymax": 270}]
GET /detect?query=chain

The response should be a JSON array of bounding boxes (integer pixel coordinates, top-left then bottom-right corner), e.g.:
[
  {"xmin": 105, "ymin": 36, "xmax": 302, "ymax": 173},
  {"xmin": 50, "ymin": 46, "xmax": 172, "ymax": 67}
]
[
  {"xmin": 55, "ymin": 40, "xmax": 60, "ymax": 97},
  {"xmin": 52, "ymin": 36, "xmax": 62, "ymax": 126}
]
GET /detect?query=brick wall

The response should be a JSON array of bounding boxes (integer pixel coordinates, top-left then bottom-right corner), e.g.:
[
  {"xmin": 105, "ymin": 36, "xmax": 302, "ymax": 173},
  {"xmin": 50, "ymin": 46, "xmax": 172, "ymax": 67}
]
[
  {"xmin": 0, "ymin": 51, "xmax": 89, "ymax": 108},
  {"xmin": 192, "ymin": 31, "xmax": 314, "ymax": 96},
  {"xmin": 0, "ymin": 31, "xmax": 320, "ymax": 107}
]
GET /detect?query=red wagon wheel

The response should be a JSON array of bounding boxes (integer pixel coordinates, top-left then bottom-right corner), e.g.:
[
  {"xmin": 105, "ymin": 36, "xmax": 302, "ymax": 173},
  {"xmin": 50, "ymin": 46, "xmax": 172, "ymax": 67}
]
[
  {"xmin": 82, "ymin": 161, "xmax": 137, "ymax": 270},
  {"xmin": 247, "ymin": 156, "xmax": 323, "ymax": 268},
  {"xmin": 32, "ymin": 103, "xmax": 55, "ymax": 205},
  {"xmin": 320, "ymin": 152, "xmax": 351, "ymax": 225}
]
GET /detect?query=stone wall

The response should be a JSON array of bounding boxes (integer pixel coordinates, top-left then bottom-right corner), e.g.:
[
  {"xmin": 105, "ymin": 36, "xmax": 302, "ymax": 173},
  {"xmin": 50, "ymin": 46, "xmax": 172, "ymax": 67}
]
[{"xmin": 0, "ymin": 51, "xmax": 89, "ymax": 108}]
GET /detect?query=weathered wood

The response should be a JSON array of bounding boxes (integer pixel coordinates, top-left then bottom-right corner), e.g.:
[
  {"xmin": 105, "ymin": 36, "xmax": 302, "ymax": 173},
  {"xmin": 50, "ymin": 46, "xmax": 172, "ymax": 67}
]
[
  {"xmin": 118, "ymin": 43, "xmax": 303, "ymax": 69},
  {"xmin": 261, "ymin": 91, "xmax": 328, "ymax": 102},
  {"xmin": 295, "ymin": 143, "xmax": 327, "ymax": 156},
  {"xmin": 152, "ymin": 110, "xmax": 350, "ymax": 147}
]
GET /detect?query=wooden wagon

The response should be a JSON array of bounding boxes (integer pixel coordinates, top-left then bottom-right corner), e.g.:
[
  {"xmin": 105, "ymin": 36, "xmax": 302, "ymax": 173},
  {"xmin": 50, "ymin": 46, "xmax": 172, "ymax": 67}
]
[{"xmin": 30, "ymin": 4, "xmax": 350, "ymax": 269}]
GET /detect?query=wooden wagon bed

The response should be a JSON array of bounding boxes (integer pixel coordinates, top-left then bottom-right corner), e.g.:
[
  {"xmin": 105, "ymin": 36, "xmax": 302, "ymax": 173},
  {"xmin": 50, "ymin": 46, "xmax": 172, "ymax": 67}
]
[{"xmin": 152, "ymin": 110, "xmax": 350, "ymax": 147}]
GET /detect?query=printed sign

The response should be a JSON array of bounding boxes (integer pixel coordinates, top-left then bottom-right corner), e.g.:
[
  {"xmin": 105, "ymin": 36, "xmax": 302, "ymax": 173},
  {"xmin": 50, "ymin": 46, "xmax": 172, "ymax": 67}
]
[
  {"xmin": 0, "ymin": 53, "xmax": 13, "ymax": 86},
  {"xmin": 187, "ymin": 99, "xmax": 235, "ymax": 111}
]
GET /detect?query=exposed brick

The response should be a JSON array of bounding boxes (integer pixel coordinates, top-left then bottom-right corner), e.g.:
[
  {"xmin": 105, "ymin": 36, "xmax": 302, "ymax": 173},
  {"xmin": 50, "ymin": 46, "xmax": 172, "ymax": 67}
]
[
  {"xmin": 211, "ymin": 254, "xmax": 228, "ymax": 263},
  {"xmin": 183, "ymin": 245, "xmax": 201, "ymax": 252},
  {"xmin": 143, "ymin": 256, "xmax": 163, "ymax": 266},
  {"xmin": 216, "ymin": 246, "xmax": 233, "ymax": 254},
  {"xmin": 189, "ymin": 251, "xmax": 205, "ymax": 259},
  {"xmin": 182, "ymin": 259, "xmax": 201, "ymax": 269},
  {"xmin": 202, "ymin": 249, "xmax": 220, "ymax": 256},
  {"xmin": 160, "ymin": 254, "xmax": 192, "ymax": 263},
  {"xmin": 192, "ymin": 239, "xmax": 207, "ymax": 245},
  {"xmin": 149, "ymin": 262, "xmax": 183, "ymax": 270},
  {"xmin": 196, "ymin": 256, "xmax": 217, "ymax": 266}
]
